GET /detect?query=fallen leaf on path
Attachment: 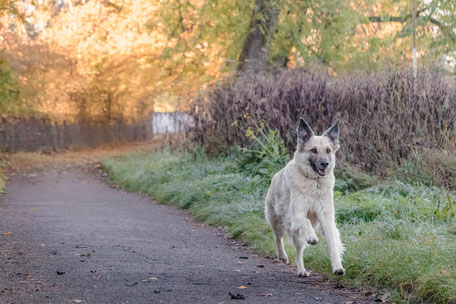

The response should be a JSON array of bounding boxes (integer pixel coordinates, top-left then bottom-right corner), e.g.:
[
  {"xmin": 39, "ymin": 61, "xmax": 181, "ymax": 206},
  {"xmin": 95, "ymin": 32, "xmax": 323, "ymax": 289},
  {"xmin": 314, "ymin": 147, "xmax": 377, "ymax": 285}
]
[
  {"xmin": 260, "ymin": 293, "xmax": 273, "ymax": 297},
  {"xmin": 6, "ymin": 232, "xmax": 11, "ymax": 235},
  {"xmin": 229, "ymin": 292, "xmax": 245, "ymax": 300},
  {"xmin": 40, "ymin": 244, "xmax": 46, "ymax": 247},
  {"xmin": 149, "ymin": 277, "xmax": 158, "ymax": 280},
  {"xmin": 32, "ymin": 209, "xmax": 39, "ymax": 211},
  {"xmin": 125, "ymin": 282, "xmax": 137, "ymax": 287},
  {"xmin": 71, "ymin": 300, "xmax": 83, "ymax": 303},
  {"xmin": 237, "ymin": 286, "xmax": 247, "ymax": 289}
]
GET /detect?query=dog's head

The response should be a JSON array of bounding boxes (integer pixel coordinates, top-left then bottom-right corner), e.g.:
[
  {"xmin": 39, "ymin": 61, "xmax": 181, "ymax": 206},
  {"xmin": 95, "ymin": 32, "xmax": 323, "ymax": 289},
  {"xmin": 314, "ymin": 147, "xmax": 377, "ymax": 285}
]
[{"xmin": 294, "ymin": 118, "xmax": 340, "ymax": 179}]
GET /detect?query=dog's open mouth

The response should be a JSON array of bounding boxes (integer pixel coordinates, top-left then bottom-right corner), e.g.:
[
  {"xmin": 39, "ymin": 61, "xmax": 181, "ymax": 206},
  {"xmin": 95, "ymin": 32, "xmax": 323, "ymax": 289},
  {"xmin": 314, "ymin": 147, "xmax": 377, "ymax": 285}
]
[
  {"xmin": 311, "ymin": 164, "xmax": 327, "ymax": 177},
  {"xmin": 317, "ymin": 168, "xmax": 327, "ymax": 176}
]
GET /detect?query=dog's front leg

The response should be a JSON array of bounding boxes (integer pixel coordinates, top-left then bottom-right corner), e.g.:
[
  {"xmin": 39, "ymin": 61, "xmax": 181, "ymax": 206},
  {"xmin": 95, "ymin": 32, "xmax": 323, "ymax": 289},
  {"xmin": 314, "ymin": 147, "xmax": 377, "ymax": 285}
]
[
  {"xmin": 318, "ymin": 205, "xmax": 345, "ymax": 275},
  {"xmin": 290, "ymin": 193, "xmax": 319, "ymax": 244},
  {"xmin": 290, "ymin": 195, "xmax": 318, "ymax": 277}
]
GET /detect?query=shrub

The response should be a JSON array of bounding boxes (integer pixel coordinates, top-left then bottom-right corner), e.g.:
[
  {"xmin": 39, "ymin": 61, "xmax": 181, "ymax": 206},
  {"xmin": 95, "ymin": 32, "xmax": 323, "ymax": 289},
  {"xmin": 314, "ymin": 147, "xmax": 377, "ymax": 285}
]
[
  {"xmin": 234, "ymin": 120, "xmax": 290, "ymax": 185},
  {"xmin": 188, "ymin": 69, "xmax": 456, "ymax": 182}
]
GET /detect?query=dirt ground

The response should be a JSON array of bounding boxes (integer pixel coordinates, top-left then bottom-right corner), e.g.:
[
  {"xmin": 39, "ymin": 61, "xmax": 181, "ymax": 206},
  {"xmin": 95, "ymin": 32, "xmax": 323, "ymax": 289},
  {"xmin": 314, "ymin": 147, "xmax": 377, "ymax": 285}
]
[{"xmin": 0, "ymin": 142, "xmax": 375, "ymax": 304}]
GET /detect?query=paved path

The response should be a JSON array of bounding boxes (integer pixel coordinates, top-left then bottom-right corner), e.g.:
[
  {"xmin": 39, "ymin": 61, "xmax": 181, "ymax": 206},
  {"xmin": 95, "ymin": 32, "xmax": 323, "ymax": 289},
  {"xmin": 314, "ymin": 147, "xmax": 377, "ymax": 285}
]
[{"xmin": 0, "ymin": 163, "xmax": 371, "ymax": 304}]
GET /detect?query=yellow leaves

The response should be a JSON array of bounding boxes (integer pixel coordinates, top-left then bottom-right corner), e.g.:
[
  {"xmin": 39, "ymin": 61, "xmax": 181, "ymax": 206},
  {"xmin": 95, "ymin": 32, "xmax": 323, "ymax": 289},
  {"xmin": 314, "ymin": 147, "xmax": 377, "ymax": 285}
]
[
  {"xmin": 237, "ymin": 285, "xmax": 248, "ymax": 289},
  {"xmin": 2, "ymin": 0, "xmax": 232, "ymax": 118},
  {"xmin": 185, "ymin": 51, "xmax": 195, "ymax": 58},
  {"xmin": 245, "ymin": 127, "xmax": 255, "ymax": 139}
]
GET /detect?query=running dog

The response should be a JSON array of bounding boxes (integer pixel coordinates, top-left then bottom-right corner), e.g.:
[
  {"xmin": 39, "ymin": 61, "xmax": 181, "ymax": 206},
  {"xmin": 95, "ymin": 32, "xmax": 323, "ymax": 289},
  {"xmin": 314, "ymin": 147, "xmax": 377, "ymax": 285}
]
[{"xmin": 265, "ymin": 118, "xmax": 344, "ymax": 277}]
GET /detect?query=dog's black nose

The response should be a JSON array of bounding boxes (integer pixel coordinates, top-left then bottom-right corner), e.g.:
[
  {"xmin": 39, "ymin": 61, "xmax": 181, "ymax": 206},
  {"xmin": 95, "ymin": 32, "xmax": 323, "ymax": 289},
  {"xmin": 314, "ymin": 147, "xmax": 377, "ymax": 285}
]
[{"xmin": 320, "ymin": 161, "xmax": 329, "ymax": 168}]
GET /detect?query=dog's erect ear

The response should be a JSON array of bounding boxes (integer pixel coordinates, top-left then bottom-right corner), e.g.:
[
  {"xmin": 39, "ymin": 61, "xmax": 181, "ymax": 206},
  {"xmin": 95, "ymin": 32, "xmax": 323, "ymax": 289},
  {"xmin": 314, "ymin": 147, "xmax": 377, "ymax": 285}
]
[
  {"xmin": 297, "ymin": 118, "xmax": 315, "ymax": 145},
  {"xmin": 324, "ymin": 121, "xmax": 339, "ymax": 145}
]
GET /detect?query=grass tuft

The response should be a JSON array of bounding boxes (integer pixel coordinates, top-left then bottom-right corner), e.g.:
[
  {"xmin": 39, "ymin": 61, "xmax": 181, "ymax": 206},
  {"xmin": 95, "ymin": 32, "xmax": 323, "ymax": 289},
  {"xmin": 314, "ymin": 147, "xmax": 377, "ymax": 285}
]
[{"xmin": 0, "ymin": 170, "xmax": 4, "ymax": 194}]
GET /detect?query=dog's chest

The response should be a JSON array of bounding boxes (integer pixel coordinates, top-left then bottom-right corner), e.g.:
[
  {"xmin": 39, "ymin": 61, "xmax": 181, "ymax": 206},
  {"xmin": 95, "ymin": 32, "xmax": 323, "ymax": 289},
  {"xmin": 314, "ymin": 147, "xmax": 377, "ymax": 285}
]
[
  {"xmin": 307, "ymin": 180, "xmax": 329, "ymax": 198},
  {"xmin": 296, "ymin": 178, "xmax": 332, "ymax": 209}
]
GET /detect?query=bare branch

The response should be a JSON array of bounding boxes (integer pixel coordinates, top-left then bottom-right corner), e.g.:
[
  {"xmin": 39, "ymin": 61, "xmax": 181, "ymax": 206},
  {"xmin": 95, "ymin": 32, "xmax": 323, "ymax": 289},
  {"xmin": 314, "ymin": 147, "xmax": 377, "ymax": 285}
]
[{"xmin": 367, "ymin": 10, "xmax": 456, "ymax": 44}]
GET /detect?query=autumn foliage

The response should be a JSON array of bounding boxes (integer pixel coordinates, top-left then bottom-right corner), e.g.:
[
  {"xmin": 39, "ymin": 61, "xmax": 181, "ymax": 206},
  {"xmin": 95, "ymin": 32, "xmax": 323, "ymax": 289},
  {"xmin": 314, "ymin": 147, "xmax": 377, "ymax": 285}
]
[
  {"xmin": 0, "ymin": 0, "xmax": 455, "ymax": 122},
  {"xmin": 0, "ymin": 1, "xmax": 238, "ymax": 121}
]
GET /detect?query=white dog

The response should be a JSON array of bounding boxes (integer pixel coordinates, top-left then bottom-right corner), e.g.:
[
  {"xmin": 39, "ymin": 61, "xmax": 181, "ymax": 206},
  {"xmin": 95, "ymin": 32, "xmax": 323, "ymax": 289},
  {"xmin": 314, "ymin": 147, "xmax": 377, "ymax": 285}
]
[{"xmin": 265, "ymin": 118, "xmax": 344, "ymax": 277}]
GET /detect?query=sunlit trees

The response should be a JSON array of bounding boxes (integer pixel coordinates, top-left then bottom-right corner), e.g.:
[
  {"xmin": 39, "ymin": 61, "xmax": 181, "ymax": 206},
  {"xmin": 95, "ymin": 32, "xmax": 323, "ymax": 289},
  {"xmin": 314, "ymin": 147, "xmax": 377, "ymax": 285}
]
[
  {"xmin": 0, "ymin": 0, "xmax": 455, "ymax": 119},
  {"xmin": 1, "ymin": 1, "xmax": 166, "ymax": 121},
  {"xmin": 160, "ymin": 0, "xmax": 456, "ymax": 76}
]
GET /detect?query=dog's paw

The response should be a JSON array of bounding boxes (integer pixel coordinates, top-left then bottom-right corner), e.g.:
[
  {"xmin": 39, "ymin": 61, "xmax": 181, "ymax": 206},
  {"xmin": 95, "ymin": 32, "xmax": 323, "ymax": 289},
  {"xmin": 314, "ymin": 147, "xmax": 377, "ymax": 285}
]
[
  {"xmin": 297, "ymin": 270, "xmax": 311, "ymax": 277},
  {"xmin": 307, "ymin": 236, "xmax": 318, "ymax": 245},
  {"xmin": 333, "ymin": 268, "xmax": 345, "ymax": 276},
  {"xmin": 278, "ymin": 254, "xmax": 289, "ymax": 264}
]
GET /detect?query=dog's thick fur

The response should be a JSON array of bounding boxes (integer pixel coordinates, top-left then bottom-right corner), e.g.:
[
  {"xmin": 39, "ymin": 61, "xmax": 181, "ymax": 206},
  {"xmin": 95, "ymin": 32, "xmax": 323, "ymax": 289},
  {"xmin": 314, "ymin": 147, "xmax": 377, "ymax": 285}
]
[{"xmin": 265, "ymin": 118, "xmax": 345, "ymax": 277}]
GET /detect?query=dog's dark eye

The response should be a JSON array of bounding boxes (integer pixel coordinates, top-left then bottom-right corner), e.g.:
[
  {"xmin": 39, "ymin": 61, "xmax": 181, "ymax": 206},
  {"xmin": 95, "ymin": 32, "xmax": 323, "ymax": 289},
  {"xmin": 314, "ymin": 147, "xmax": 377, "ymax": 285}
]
[
  {"xmin": 326, "ymin": 148, "xmax": 331, "ymax": 153},
  {"xmin": 311, "ymin": 148, "xmax": 317, "ymax": 154}
]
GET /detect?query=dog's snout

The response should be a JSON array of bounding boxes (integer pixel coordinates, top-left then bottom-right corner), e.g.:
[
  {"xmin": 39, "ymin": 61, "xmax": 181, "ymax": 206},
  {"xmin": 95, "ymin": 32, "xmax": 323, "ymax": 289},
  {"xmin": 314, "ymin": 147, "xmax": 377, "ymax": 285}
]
[{"xmin": 319, "ymin": 160, "xmax": 329, "ymax": 168}]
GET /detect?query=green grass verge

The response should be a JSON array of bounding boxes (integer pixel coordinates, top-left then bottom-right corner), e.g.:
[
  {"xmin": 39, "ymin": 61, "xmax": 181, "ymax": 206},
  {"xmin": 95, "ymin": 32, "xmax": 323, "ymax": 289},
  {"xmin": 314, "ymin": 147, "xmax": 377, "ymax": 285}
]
[
  {"xmin": 0, "ymin": 172, "xmax": 4, "ymax": 194},
  {"xmin": 102, "ymin": 150, "xmax": 456, "ymax": 304}
]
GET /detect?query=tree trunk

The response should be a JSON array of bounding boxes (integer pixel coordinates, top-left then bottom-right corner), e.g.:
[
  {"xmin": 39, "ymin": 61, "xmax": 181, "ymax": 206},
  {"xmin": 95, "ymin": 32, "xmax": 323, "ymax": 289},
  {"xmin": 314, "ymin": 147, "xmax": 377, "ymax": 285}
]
[{"xmin": 237, "ymin": 0, "xmax": 280, "ymax": 74}]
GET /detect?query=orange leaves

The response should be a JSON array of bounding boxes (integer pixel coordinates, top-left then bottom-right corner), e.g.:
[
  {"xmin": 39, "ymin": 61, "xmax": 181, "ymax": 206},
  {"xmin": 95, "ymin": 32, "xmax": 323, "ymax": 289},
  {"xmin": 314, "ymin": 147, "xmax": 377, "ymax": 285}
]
[
  {"xmin": 1, "ymin": 0, "xmax": 167, "ymax": 120},
  {"xmin": 1, "ymin": 0, "xmax": 235, "ymax": 117}
]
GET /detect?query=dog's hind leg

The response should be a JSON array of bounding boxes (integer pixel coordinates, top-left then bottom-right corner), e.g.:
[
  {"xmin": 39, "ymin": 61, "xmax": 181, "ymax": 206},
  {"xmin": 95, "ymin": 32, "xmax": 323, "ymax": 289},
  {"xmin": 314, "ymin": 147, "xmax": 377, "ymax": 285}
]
[
  {"xmin": 265, "ymin": 194, "xmax": 289, "ymax": 264},
  {"xmin": 272, "ymin": 227, "xmax": 289, "ymax": 264}
]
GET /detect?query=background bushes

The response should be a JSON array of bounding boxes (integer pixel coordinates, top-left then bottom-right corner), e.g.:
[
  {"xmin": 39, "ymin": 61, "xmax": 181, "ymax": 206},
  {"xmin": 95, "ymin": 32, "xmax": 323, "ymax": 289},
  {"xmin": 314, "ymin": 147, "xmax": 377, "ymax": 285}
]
[
  {"xmin": 0, "ymin": 57, "xmax": 21, "ymax": 115},
  {"xmin": 189, "ymin": 69, "xmax": 456, "ymax": 187}
]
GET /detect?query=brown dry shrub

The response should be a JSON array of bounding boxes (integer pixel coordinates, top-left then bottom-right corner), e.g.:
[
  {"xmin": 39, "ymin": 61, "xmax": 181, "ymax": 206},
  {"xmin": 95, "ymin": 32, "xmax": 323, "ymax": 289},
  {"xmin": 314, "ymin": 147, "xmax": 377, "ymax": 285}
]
[
  {"xmin": 188, "ymin": 69, "xmax": 456, "ymax": 178},
  {"xmin": 420, "ymin": 149, "xmax": 456, "ymax": 190}
]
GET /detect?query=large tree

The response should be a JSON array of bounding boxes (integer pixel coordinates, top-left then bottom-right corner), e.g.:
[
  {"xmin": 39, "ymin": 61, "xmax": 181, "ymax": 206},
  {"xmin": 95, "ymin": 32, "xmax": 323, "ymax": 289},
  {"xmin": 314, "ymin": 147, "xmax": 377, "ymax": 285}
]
[{"xmin": 237, "ymin": 0, "xmax": 280, "ymax": 73}]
